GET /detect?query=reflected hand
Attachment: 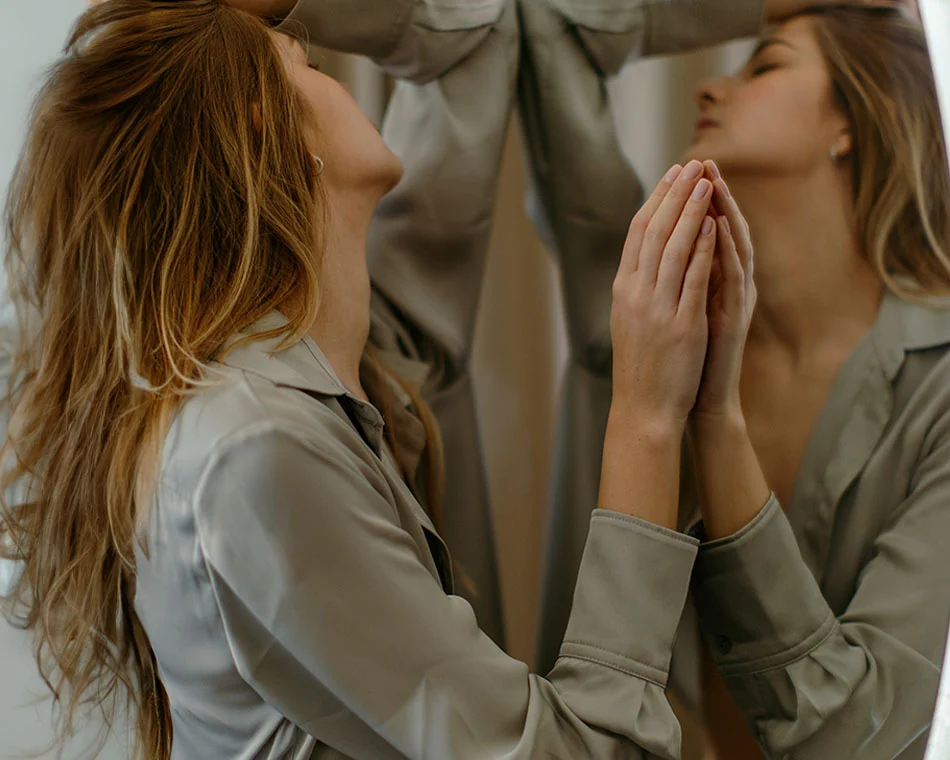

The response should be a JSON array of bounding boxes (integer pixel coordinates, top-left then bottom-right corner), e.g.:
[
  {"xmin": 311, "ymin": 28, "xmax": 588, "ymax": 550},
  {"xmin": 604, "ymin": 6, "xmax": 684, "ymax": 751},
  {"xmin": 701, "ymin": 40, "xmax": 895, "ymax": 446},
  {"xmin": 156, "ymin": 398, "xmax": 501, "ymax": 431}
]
[
  {"xmin": 690, "ymin": 161, "xmax": 756, "ymax": 425},
  {"xmin": 609, "ymin": 160, "xmax": 717, "ymax": 429}
]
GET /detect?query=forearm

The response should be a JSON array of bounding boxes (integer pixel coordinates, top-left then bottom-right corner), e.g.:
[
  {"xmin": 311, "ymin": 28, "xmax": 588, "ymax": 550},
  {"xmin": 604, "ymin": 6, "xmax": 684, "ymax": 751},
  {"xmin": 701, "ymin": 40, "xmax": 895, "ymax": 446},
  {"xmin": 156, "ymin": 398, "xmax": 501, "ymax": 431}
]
[
  {"xmin": 228, "ymin": 0, "xmax": 297, "ymax": 18},
  {"xmin": 690, "ymin": 412, "xmax": 771, "ymax": 539},
  {"xmin": 598, "ymin": 407, "xmax": 682, "ymax": 530},
  {"xmin": 766, "ymin": 0, "xmax": 870, "ymax": 22}
]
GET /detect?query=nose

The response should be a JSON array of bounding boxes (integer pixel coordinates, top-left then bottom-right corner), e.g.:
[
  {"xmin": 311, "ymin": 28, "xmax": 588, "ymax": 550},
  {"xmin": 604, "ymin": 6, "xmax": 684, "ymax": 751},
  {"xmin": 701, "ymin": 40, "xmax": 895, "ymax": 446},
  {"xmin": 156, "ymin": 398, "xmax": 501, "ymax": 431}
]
[{"xmin": 695, "ymin": 76, "xmax": 728, "ymax": 112}]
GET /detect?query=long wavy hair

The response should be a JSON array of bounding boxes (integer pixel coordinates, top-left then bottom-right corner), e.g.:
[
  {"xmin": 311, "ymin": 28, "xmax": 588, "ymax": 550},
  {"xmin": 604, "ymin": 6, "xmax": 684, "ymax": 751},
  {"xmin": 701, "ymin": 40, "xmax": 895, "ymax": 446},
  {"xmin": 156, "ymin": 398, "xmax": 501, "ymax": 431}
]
[
  {"xmin": 0, "ymin": 1, "xmax": 442, "ymax": 758},
  {"xmin": 806, "ymin": 5, "xmax": 950, "ymax": 300}
]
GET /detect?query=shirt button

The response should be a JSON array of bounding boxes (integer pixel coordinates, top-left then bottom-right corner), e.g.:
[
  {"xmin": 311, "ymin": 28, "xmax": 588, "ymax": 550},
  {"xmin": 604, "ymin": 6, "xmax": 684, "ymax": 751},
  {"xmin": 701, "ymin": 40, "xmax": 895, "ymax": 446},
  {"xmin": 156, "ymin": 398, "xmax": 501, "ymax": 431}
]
[{"xmin": 715, "ymin": 635, "xmax": 733, "ymax": 656}]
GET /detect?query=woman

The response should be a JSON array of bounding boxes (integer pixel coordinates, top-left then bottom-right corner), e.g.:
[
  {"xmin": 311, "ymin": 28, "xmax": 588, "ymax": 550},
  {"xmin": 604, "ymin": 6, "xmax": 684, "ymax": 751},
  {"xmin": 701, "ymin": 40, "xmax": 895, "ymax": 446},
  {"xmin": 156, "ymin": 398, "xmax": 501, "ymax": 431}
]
[
  {"xmin": 0, "ymin": 2, "xmax": 726, "ymax": 757},
  {"xmin": 676, "ymin": 6, "xmax": 950, "ymax": 759}
]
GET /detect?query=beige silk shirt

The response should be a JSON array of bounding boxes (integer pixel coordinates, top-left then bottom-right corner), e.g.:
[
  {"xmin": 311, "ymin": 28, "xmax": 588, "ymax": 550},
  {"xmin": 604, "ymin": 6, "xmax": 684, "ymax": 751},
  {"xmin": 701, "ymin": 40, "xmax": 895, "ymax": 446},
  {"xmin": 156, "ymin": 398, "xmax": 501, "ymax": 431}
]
[
  {"xmin": 278, "ymin": 0, "xmax": 767, "ymax": 655},
  {"xmin": 133, "ymin": 313, "xmax": 703, "ymax": 759},
  {"xmin": 672, "ymin": 293, "xmax": 950, "ymax": 759}
]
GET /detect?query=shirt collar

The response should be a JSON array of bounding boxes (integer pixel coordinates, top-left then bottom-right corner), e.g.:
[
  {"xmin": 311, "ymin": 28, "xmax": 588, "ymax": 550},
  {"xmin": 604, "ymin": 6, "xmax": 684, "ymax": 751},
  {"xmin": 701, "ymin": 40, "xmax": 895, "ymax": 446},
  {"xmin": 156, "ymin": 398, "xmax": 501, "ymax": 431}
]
[
  {"xmin": 216, "ymin": 311, "xmax": 350, "ymax": 399},
  {"xmin": 873, "ymin": 291, "xmax": 950, "ymax": 381}
]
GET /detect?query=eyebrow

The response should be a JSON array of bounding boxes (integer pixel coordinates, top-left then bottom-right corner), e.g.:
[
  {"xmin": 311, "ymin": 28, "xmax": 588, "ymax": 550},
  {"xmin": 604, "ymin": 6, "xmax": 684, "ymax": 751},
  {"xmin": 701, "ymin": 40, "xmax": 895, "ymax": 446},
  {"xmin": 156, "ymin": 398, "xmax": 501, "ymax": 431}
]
[{"xmin": 751, "ymin": 38, "xmax": 797, "ymax": 58}]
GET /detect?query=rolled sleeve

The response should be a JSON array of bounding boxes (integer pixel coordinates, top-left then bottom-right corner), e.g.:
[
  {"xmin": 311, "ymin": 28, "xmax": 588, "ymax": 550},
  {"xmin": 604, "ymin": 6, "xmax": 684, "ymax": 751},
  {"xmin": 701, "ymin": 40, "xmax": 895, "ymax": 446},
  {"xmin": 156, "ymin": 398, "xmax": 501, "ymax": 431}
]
[
  {"xmin": 280, "ymin": 0, "xmax": 504, "ymax": 82},
  {"xmin": 641, "ymin": 0, "xmax": 766, "ymax": 57},
  {"xmin": 548, "ymin": 0, "xmax": 766, "ymax": 76},
  {"xmin": 280, "ymin": 0, "xmax": 413, "ymax": 59}
]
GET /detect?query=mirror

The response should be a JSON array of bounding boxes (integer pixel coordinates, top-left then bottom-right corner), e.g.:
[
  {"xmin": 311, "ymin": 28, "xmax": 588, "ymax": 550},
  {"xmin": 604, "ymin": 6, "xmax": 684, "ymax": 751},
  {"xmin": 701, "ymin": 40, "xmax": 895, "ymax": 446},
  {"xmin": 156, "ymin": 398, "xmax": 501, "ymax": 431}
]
[{"xmin": 921, "ymin": 2, "xmax": 950, "ymax": 757}]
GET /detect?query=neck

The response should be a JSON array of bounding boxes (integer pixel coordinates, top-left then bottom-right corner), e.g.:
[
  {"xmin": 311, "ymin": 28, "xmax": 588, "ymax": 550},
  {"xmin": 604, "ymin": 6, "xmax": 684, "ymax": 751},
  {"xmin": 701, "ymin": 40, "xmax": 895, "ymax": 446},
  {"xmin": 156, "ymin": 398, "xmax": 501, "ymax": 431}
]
[
  {"xmin": 306, "ymin": 191, "xmax": 376, "ymax": 402},
  {"xmin": 729, "ymin": 170, "xmax": 883, "ymax": 365}
]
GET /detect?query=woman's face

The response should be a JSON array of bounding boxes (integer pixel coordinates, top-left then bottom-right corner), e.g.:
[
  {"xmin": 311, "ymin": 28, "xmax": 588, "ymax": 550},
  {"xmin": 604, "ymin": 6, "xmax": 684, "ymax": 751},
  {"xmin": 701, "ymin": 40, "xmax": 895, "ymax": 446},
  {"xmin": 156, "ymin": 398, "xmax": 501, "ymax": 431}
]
[
  {"xmin": 683, "ymin": 16, "xmax": 852, "ymax": 178},
  {"xmin": 271, "ymin": 31, "xmax": 404, "ymax": 199}
]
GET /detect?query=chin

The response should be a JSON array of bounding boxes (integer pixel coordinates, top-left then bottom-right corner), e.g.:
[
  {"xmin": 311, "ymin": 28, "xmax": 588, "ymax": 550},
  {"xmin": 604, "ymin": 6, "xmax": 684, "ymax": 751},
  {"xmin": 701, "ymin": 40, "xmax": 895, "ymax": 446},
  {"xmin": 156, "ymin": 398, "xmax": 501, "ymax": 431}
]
[
  {"xmin": 682, "ymin": 126, "xmax": 738, "ymax": 164},
  {"xmin": 681, "ymin": 139, "xmax": 716, "ymax": 166},
  {"xmin": 377, "ymin": 150, "xmax": 404, "ymax": 195}
]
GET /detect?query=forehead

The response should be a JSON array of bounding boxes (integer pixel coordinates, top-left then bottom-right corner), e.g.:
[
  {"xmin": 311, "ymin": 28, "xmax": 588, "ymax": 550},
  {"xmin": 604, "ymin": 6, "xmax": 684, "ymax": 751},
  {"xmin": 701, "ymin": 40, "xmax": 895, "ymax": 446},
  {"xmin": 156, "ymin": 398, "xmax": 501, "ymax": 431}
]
[{"xmin": 759, "ymin": 15, "xmax": 821, "ymax": 55}]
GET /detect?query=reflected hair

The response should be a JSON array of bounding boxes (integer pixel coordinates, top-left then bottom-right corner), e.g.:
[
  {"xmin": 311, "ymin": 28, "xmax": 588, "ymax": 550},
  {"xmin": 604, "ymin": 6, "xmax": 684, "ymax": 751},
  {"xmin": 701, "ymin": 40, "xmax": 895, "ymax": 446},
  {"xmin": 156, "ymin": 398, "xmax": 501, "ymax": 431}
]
[
  {"xmin": 806, "ymin": 5, "xmax": 950, "ymax": 300},
  {"xmin": 1, "ymin": 1, "xmax": 322, "ymax": 758}
]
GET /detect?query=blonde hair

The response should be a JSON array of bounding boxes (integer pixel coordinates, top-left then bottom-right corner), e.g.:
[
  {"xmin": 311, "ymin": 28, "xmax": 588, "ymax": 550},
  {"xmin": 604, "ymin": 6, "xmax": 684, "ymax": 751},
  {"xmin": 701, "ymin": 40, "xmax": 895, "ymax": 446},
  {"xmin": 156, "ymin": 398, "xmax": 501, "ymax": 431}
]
[
  {"xmin": 1, "ymin": 1, "xmax": 325, "ymax": 757},
  {"xmin": 807, "ymin": 6, "xmax": 950, "ymax": 300}
]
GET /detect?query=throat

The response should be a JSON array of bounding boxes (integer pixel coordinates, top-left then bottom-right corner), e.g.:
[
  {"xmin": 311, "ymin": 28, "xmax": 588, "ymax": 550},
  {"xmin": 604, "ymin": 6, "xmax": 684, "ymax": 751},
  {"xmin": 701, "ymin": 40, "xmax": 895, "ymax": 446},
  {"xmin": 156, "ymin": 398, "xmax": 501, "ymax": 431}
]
[{"xmin": 740, "ymin": 344, "xmax": 852, "ymax": 507}]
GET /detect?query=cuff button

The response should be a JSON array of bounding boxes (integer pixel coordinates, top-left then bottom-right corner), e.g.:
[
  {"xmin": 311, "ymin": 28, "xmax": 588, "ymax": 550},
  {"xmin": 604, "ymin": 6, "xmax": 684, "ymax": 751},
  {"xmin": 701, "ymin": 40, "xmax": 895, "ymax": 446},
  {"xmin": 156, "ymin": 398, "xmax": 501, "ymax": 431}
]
[{"xmin": 715, "ymin": 635, "xmax": 733, "ymax": 656}]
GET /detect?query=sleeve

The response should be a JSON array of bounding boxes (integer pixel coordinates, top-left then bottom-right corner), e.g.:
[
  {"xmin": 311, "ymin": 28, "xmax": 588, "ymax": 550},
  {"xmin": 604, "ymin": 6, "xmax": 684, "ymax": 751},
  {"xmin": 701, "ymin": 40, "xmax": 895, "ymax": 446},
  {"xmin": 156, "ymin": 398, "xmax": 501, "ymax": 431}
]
[
  {"xmin": 691, "ymin": 434, "xmax": 950, "ymax": 759},
  {"xmin": 193, "ymin": 421, "xmax": 700, "ymax": 759},
  {"xmin": 547, "ymin": 0, "xmax": 766, "ymax": 77},
  {"xmin": 639, "ymin": 0, "xmax": 766, "ymax": 57},
  {"xmin": 279, "ymin": 0, "xmax": 504, "ymax": 83}
]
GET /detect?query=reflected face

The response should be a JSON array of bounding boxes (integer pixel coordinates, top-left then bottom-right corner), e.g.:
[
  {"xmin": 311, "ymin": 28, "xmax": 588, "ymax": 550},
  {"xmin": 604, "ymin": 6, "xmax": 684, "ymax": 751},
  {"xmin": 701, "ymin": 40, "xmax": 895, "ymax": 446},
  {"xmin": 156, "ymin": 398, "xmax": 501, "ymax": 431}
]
[
  {"xmin": 683, "ymin": 17, "xmax": 851, "ymax": 177},
  {"xmin": 270, "ymin": 31, "xmax": 403, "ymax": 198}
]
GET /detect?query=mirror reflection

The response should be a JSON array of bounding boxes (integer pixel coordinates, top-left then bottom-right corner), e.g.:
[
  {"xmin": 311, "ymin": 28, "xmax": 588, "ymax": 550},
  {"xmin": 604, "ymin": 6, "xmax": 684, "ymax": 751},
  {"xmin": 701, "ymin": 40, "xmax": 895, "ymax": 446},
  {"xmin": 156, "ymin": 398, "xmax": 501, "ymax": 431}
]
[{"xmin": 1, "ymin": 2, "xmax": 948, "ymax": 760}]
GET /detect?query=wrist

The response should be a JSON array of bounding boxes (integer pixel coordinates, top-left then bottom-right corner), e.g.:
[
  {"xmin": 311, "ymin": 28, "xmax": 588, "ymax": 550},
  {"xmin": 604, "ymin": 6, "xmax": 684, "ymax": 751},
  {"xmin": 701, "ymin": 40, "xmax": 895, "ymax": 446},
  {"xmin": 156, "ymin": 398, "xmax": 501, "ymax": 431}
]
[
  {"xmin": 608, "ymin": 400, "xmax": 687, "ymax": 442},
  {"xmin": 688, "ymin": 412, "xmax": 772, "ymax": 540},
  {"xmin": 689, "ymin": 405, "xmax": 747, "ymax": 444},
  {"xmin": 601, "ymin": 406, "xmax": 683, "ymax": 530}
]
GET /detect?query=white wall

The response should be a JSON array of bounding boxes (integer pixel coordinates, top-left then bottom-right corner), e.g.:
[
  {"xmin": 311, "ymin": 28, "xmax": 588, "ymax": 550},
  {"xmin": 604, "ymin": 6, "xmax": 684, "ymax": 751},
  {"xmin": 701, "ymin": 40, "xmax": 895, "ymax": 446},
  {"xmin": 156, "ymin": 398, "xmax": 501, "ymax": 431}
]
[{"xmin": 919, "ymin": 6, "xmax": 950, "ymax": 760}]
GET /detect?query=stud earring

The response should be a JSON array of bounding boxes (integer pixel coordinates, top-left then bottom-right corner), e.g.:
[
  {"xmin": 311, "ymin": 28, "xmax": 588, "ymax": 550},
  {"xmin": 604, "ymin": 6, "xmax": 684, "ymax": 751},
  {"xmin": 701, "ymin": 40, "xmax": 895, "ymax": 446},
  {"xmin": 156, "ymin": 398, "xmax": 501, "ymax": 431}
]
[
  {"xmin": 830, "ymin": 146, "xmax": 842, "ymax": 161},
  {"xmin": 311, "ymin": 153, "xmax": 325, "ymax": 176}
]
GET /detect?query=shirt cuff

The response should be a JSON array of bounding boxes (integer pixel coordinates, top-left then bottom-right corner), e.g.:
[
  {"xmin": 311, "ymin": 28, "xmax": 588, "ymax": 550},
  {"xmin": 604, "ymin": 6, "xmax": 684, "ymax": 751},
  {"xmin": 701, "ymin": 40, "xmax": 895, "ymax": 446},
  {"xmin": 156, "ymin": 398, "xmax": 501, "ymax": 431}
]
[
  {"xmin": 691, "ymin": 496, "xmax": 836, "ymax": 676},
  {"xmin": 558, "ymin": 511, "xmax": 699, "ymax": 687}
]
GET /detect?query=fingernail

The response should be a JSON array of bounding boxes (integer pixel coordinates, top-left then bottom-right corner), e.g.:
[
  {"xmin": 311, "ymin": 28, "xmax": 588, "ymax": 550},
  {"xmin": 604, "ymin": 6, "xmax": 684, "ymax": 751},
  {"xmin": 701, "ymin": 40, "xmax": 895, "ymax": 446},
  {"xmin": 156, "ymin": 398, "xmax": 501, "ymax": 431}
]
[
  {"xmin": 683, "ymin": 160, "xmax": 703, "ymax": 180},
  {"xmin": 664, "ymin": 164, "xmax": 684, "ymax": 184},
  {"xmin": 706, "ymin": 161, "xmax": 722, "ymax": 180},
  {"xmin": 722, "ymin": 217, "xmax": 731, "ymax": 234},
  {"xmin": 718, "ymin": 178, "xmax": 732, "ymax": 198},
  {"xmin": 702, "ymin": 217, "xmax": 714, "ymax": 236},
  {"xmin": 692, "ymin": 179, "xmax": 711, "ymax": 200}
]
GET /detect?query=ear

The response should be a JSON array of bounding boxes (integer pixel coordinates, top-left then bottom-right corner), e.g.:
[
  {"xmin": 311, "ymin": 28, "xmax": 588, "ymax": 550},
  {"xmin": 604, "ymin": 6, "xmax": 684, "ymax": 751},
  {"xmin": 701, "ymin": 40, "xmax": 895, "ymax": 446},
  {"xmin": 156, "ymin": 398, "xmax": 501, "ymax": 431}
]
[{"xmin": 833, "ymin": 127, "xmax": 853, "ymax": 160}]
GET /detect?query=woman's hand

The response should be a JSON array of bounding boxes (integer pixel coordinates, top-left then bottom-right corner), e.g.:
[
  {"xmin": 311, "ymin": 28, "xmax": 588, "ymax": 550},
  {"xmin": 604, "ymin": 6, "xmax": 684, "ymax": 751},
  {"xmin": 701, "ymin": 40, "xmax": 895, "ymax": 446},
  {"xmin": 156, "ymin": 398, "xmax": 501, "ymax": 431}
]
[
  {"xmin": 686, "ymin": 163, "xmax": 771, "ymax": 540},
  {"xmin": 690, "ymin": 160, "xmax": 756, "ymax": 426},
  {"xmin": 599, "ymin": 160, "xmax": 717, "ymax": 528},
  {"xmin": 609, "ymin": 160, "xmax": 717, "ymax": 430}
]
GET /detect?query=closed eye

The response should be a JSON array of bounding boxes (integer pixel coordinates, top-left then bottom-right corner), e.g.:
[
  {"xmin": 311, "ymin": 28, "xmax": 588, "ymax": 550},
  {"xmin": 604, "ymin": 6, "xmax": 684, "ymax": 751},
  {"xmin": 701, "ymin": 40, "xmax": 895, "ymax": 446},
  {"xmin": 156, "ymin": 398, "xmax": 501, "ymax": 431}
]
[{"xmin": 750, "ymin": 63, "xmax": 779, "ymax": 77}]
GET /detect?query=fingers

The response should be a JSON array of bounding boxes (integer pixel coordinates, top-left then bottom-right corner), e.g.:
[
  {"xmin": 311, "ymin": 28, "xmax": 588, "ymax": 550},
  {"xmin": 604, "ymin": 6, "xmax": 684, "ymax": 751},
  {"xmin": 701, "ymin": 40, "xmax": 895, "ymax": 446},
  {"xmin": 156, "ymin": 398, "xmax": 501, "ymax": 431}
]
[
  {"xmin": 703, "ymin": 160, "xmax": 754, "ymax": 297},
  {"xmin": 638, "ymin": 161, "xmax": 709, "ymax": 284},
  {"xmin": 679, "ymin": 216, "xmax": 717, "ymax": 318},
  {"xmin": 716, "ymin": 217, "xmax": 744, "ymax": 310},
  {"xmin": 654, "ymin": 176, "xmax": 714, "ymax": 306},
  {"xmin": 618, "ymin": 164, "xmax": 683, "ymax": 277}
]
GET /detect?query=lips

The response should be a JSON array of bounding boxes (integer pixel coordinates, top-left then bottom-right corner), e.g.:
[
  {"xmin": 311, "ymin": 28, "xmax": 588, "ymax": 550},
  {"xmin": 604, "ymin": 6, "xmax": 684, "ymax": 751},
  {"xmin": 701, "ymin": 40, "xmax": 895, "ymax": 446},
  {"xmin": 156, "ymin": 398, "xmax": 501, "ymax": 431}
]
[{"xmin": 694, "ymin": 117, "xmax": 720, "ymax": 131}]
